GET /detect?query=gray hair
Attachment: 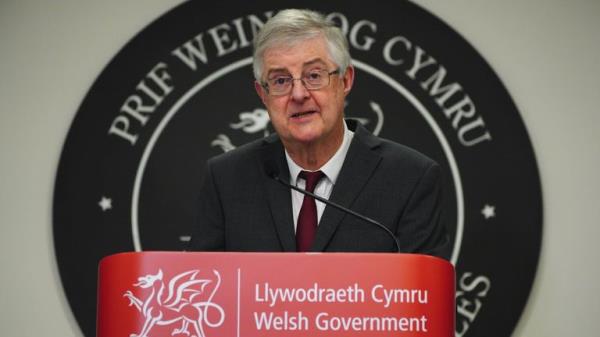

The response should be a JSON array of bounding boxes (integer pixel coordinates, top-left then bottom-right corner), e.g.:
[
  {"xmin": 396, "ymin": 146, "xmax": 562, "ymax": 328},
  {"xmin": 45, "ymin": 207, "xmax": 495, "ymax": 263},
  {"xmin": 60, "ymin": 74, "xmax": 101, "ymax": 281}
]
[{"xmin": 252, "ymin": 9, "xmax": 351, "ymax": 82}]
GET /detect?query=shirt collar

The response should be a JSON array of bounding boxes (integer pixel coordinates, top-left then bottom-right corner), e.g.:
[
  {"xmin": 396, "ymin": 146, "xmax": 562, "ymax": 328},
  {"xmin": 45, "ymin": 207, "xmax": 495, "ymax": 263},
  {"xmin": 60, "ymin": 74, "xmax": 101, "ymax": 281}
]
[{"xmin": 286, "ymin": 121, "xmax": 355, "ymax": 185}]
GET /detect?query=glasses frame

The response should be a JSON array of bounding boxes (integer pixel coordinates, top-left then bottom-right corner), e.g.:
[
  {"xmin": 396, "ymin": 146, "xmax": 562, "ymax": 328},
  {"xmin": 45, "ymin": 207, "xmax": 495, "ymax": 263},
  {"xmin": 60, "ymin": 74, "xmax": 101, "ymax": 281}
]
[{"xmin": 262, "ymin": 68, "xmax": 341, "ymax": 96}]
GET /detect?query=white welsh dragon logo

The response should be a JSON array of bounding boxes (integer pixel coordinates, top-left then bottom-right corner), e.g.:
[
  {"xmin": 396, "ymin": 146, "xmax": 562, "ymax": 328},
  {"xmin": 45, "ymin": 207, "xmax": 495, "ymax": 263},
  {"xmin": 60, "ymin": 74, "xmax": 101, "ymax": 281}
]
[
  {"xmin": 123, "ymin": 269, "xmax": 225, "ymax": 337},
  {"xmin": 211, "ymin": 101, "xmax": 384, "ymax": 153}
]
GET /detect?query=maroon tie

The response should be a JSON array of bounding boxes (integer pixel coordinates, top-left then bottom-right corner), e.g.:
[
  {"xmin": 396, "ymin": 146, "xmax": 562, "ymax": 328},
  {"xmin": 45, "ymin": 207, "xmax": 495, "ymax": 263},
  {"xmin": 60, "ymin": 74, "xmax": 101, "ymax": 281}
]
[{"xmin": 296, "ymin": 170, "xmax": 325, "ymax": 252}]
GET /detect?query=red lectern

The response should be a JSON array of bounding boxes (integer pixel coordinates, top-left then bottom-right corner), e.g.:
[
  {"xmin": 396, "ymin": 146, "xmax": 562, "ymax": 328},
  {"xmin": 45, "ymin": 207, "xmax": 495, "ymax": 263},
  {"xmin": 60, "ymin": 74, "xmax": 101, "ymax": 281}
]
[{"xmin": 97, "ymin": 252, "xmax": 454, "ymax": 337}]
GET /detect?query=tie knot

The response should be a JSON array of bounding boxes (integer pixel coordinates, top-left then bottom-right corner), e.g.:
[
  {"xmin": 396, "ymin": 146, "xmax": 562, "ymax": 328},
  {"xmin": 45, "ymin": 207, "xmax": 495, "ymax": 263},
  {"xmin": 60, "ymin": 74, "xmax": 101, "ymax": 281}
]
[{"xmin": 299, "ymin": 170, "xmax": 325, "ymax": 192}]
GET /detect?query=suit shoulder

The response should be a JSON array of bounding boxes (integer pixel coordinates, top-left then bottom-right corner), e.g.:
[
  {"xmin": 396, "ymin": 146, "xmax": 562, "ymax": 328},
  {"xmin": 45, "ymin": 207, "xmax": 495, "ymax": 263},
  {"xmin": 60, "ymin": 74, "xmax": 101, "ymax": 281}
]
[
  {"xmin": 351, "ymin": 120, "xmax": 437, "ymax": 171},
  {"xmin": 207, "ymin": 136, "xmax": 267, "ymax": 168},
  {"xmin": 376, "ymin": 137, "xmax": 439, "ymax": 170}
]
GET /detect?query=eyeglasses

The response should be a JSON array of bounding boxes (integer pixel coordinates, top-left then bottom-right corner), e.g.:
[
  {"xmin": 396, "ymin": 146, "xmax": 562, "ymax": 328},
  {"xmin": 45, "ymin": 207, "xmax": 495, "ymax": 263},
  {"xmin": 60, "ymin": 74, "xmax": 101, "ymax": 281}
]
[{"xmin": 262, "ymin": 68, "xmax": 340, "ymax": 96}]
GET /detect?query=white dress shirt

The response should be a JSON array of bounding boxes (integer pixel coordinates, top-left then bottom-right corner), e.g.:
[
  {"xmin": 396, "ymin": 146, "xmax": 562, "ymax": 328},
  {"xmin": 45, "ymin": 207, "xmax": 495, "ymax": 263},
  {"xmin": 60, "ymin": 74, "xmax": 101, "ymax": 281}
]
[{"xmin": 285, "ymin": 123, "xmax": 354, "ymax": 232}]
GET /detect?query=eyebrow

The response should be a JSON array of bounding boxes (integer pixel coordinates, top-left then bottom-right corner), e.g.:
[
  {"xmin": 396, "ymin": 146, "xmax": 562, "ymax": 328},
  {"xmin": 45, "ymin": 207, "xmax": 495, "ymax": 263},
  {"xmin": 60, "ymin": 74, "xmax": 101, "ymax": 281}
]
[
  {"xmin": 265, "ymin": 58, "xmax": 329, "ymax": 78},
  {"xmin": 303, "ymin": 58, "xmax": 328, "ymax": 68}
]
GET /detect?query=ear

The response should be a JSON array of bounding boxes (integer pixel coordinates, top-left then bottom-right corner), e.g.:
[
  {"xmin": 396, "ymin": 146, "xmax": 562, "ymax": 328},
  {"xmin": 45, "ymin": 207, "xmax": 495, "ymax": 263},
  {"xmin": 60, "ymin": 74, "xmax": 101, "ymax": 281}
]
[
  {"xmin": 254, "ymin": 80, "xmax": 268, "ymax": 105},
  {"xmin": 342, "ymin": 65, "xmax": 355, "ymax": 96}
]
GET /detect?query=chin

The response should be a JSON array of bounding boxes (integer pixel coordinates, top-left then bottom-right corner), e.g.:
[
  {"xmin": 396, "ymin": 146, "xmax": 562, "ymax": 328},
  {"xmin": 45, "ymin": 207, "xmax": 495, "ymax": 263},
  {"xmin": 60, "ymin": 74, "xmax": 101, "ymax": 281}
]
[{"xmin": 288, "ymin": 130, "xmax": 323, "ymax": 144}]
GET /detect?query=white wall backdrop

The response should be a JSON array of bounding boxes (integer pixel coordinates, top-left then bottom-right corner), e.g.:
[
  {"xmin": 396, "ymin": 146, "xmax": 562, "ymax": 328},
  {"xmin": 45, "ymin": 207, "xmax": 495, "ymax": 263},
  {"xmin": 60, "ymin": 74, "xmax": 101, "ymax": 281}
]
[{"xmin": 1, "ymin": 1, "xmax": 598, "ymax": 336}]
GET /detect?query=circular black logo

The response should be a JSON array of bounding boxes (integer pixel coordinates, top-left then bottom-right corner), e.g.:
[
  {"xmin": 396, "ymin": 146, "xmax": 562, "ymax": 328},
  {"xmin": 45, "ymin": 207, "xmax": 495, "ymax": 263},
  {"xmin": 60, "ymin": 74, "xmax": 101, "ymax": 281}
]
[{"xmin": 53, "ymin": 1, "xmax": 542, "ymax": 336}]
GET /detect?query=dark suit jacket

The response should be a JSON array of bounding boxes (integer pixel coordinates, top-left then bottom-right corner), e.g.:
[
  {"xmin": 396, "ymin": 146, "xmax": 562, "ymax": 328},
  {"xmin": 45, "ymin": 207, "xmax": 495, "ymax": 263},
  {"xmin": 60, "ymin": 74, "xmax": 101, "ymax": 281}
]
[{"xmin": 191, "ymin": 120, "xmax": 449, "ymax": 259}]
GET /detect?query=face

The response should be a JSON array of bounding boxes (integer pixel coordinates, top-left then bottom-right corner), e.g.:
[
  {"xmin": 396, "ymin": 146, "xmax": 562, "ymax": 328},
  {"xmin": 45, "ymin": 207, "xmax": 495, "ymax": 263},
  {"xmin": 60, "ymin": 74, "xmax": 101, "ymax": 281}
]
[{"xmin": 255, "ymin": 37, "xmax": 354, "ymax": 149}]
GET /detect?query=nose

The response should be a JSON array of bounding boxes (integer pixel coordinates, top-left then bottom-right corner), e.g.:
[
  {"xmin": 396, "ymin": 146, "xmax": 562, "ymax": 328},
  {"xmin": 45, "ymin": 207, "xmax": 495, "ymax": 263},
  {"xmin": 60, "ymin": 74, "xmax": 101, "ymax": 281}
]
[{"xmin": 290, "ymin": 79, "xmax": 310, "ymax": 101}]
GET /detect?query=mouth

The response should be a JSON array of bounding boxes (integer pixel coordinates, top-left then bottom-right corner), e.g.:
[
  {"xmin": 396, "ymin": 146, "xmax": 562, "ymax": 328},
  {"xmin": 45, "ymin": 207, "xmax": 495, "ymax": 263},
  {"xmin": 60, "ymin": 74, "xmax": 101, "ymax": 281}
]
[{"xmin": 290, "ymin": 110, "xmax": 317, "ymax": 119}]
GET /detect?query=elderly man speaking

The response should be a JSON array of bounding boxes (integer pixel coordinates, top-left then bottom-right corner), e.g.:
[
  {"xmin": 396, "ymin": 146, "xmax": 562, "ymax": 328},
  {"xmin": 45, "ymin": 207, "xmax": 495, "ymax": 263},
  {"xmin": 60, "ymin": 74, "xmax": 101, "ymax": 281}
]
[{"xmin": 190, "ymin": 8, "xmax": 449, "ymax": 259}]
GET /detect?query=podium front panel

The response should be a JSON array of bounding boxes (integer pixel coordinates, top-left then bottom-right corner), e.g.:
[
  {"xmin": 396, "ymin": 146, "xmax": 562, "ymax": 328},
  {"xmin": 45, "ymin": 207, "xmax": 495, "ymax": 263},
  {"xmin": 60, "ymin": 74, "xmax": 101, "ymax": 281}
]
[{"xmin": 98, "ymin": 252, "xmax": 454, "ymax": 337}]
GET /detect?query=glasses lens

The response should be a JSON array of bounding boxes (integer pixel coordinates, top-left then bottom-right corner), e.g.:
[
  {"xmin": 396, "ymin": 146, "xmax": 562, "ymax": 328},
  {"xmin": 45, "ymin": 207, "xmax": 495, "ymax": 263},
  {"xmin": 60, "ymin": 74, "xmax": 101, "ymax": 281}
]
[
  {"xmin": 303, "ymin": 70, "xmax": 326, "ymax": 89},
  {"xmin": 268, "ymin": 76, "xmax": 291, "ymax": 95}
]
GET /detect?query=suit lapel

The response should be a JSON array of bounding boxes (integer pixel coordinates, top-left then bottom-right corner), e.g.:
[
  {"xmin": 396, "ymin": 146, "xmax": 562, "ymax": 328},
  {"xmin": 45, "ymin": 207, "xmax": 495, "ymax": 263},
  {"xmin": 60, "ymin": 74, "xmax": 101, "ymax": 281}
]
[
  {"xmin": 312, "ymin": 123, "xmax": 382, "ymax": 251},
  {"xmin": 259, "ymin": 137, "xmax": 297, "ymax": 251}
]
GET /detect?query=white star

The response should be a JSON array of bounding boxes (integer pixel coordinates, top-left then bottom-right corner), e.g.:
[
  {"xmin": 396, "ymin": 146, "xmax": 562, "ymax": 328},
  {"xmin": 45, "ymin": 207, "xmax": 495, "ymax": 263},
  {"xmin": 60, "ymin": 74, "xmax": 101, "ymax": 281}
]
[
  {"xmin": 98, "ymin": 197, "xmax": 112, "ymax": 211},
  {"xmin": 481, "ymin": 204, "xmax": 496, "ymax": 219}
]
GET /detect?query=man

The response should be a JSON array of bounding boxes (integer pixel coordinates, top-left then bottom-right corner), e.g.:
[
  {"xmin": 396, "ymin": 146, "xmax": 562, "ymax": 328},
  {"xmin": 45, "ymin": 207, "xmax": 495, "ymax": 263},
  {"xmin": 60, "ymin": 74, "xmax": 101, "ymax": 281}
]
[{"xmin": 191, "ymin": 9, "xmax": 449, "ymax": 259}]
